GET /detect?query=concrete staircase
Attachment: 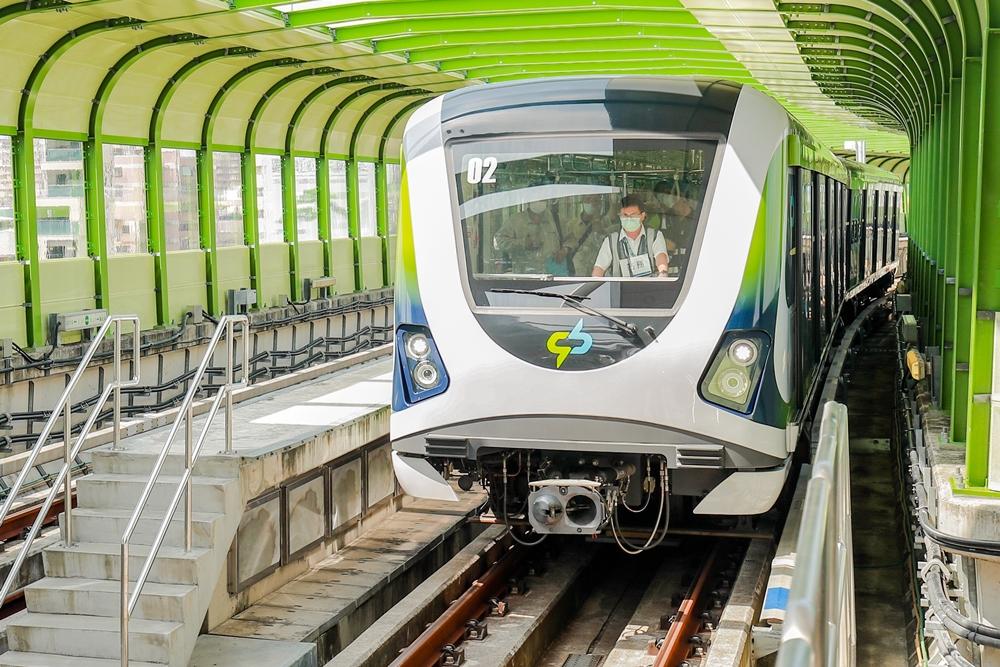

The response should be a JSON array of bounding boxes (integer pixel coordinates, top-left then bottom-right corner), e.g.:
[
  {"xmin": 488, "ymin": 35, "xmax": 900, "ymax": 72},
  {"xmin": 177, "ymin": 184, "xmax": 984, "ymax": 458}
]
[{"xmin": 1, "ymin": 448, "xmax": 243, "ymax": 667}]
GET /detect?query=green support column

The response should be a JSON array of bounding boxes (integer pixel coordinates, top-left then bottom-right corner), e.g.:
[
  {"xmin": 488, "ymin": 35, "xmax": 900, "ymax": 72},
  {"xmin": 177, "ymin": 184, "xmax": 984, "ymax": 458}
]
[
  {"xmin": 966, "ymin": 23, "xmax": 1000, "ymax": 489},
  {"xmin": 281, "ymin": 154, "xmax": 301, "ymax": 300},
  {"xmin": 929, "ymin": 110, "xmax": 945, "ymax": 349},
  {"xmin": 316, "ymin": 157, "xmax": 333, "ymax": 278},
  {"xmin": 83, "ymin": 140, "xmax": 110, "ymax": 315},
  {"xmin": 952, "ymin": 56, "xmax": 984, "ymax": 443},
  {"xmin": 912, "ymin": 141, "xmax": 927, "ymax": 318},
  {"xmin": 196, "ymin": 150, "xmax": 222, "ymax": 315},
  {"xmin": 935, "ymin": 105, "xmax": 950, "ymax": 352},
  {"xmin": 12, "ymin": 132, "xmax": 42, "ymax": 346},
  {"xmin": 375, "ymin": 161, "xmax": 389, "ymax": 286},
  {"xmin": 346, "ymin": 159, "xmax": 361, "ymax": 291},
  {"xmin": 241, "ymin": 152, "xmax": 263, "ymax": 304},
  {"xmin": 13, "ymin": 19, "xmax": 138, "ymax": 346},
  {"xmin": 144, "ymin": 145, "xmax": 170, "ymax": 324},
  {"xmin": 941, "ymin": 86, "xmax": 962, "ymax": 409}
]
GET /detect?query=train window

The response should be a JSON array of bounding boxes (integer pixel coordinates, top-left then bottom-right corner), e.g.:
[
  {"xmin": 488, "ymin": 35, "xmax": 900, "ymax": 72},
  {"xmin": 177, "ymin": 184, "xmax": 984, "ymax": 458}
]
[
  {"xmin": 256, "ymin": 153, "xmax": 284, "ymax": 243},
  {"xmin": 385, "ymin": 162, "xmax": 401, "ymax": 236},
  {"xmin": 103, "ymin": 143, "xmax": 148, "ymax": 256},
  {"xmin": 328, "ymin": 159, "xmax": 349, "ymax": 238},
  {"xmin": 33, "ymin": 138, "xmax": 87, "ymax": 259},
  {"xmin": 357, "ymin": 161, "xmax": 377, "ymax": 237},
  {"xmin": 449, "ymin": 134, "xmax": 718, "ymax": 310},
  {"xmin": 294, "ymin": 157, "xmax": 318, "ymax": 242},
  {"xmin": 162, "ymin": 148, "xmax": 199, "ymax": 252},
  {"xmin": 0, "ymin": 135, "xmax": 14, "ymax": 261},
  {"xmin": 213, "ymin": 151, "xmax": 244, "ymax": 248}
]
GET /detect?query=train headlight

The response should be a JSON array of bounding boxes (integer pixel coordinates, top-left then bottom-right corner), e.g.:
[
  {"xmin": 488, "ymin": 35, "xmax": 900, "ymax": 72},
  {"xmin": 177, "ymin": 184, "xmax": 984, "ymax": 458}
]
[
  {"xmin": 412, "ymin": 361, "xmax": 440, "ymax": 389},
  {"xmin": 700, "ymin": 331, "xmax": 770, "ymax": 414},
  {"xmin": 728, "ymin": 339, "xmax": 758, "ymax": 366},
  {"xmin": 405, "ymin": 333, "xmax": 431, "ymax": 360},
  {"xmin": 395, "ymin": 325, "xmax": 449, "ymax": 407},
  {"xmin": 718, "ymin": 368, "xmax": 751, "ymax": 399}
]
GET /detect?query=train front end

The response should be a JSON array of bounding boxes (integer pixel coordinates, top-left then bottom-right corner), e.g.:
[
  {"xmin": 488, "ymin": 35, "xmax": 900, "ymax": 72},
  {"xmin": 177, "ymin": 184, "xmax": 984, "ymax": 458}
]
[{"xmin": 391, "ymin": 77, "xmax": 795, "ymax": 541}]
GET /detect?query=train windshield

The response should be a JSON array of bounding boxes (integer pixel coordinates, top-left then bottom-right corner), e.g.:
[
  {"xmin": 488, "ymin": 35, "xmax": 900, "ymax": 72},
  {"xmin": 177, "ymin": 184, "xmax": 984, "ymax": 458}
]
[{"xmin": 451, "ymin": 135, "xmax": 718, "ymax": 310}]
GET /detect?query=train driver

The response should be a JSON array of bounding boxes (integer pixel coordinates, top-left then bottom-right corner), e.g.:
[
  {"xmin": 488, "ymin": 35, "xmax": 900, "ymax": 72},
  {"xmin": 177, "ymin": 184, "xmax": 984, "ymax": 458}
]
[{"xmin": 591, "ymin": 195, "xmax": 670, "ymax": 278}]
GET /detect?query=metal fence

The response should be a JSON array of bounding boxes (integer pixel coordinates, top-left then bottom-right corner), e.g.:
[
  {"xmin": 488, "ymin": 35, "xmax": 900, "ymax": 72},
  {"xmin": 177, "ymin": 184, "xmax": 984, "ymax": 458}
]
[{"xmin": 776, "ymin": 400, "xmax": 856, "ymax": 667}]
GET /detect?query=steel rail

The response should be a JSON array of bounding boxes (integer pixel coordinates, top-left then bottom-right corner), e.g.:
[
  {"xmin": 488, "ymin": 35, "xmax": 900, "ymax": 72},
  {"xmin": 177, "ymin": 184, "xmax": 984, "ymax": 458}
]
[
  {"xmin": 653, "ymin": 543, "xmax": 720, "ymax": 667},
  {"xmin": 0, "ymin": 315, "xmax": 140, "ymax": 609},
  {"xmin": 120, "ymin": 315, "xmax": 249, "ymax": 666},
  {"xmin": 390, "ymin": 541, "xmax": 525, "ymax": 667}
]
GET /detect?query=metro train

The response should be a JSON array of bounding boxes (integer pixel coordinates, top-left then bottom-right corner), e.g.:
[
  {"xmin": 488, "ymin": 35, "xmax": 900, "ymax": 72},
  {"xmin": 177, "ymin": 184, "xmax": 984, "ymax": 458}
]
[{"xmin": 389, "ymin": 76, "xmax": 903, "ymax": 549}]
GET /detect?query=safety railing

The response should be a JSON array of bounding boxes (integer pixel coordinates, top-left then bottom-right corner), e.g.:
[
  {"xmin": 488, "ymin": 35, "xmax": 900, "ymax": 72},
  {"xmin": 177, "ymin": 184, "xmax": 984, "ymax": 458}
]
[
  {"xmin": 120, "ymin": 314, "xmax": 248, "ymax": 666},
  {"xmin": 0, "ymin": 315, "xmax": 140, "ymax": 605},
  {"xmin": 776, "ymin": 401, "xmax": 856, "ymax": 667}
]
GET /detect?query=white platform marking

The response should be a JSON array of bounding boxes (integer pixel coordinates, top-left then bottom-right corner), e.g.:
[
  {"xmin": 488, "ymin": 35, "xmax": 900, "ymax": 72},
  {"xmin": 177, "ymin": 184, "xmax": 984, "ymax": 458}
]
[
  {"xmin": 251, "ymin": 404, "xmax": 374, "ymax": 426},
  {"xmin": 307, "ymin": 381, "xmax": 391, "ymax": 405}
]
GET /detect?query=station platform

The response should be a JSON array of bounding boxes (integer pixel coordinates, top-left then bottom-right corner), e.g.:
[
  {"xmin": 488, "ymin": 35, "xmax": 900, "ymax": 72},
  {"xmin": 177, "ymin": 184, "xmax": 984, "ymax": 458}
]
[
  {"xmin": 0, "ymin": 345, "xmax": 439, "ymax": 666},
  {"xmin": 206, "ymin": 491, "xmax": 484, "ymax": 665}
]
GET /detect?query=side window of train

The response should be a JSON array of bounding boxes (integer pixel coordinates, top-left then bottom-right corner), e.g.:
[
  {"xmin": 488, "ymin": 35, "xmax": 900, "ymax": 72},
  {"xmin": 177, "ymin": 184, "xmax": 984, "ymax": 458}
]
[
  {"xmin": 814, "ymin": 172, "xmax": 827, "ymax": 337},
  {"xmin": 785, "ymin": 169, "xmax": 797, "ymax": 307}
]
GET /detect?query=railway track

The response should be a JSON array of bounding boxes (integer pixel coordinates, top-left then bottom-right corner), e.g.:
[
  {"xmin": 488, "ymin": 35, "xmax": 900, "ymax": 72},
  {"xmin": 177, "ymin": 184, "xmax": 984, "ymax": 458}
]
[{"xmin": 386, "ymin": 530, "xmax": 749, "ymax": 667}]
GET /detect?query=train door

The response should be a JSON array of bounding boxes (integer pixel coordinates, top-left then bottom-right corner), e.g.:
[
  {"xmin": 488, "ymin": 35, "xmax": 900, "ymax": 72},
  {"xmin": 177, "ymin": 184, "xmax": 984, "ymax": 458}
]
[
  {"xmin": 836, "ymin": 181, "xmax": 846, "ymax": 307},
  {"xmin": 787, "ymin": 169, "xmax": 801, "ymax": 409},
  {"xmin": 889, "ymin": 189, "xmax": 900, "ymax": 262},
  {"xmin": 865, "ymin": 186, "xmax": 878, "ymax": 276},
  {"xmin": 874, "ymin": 187, "xmax": 884, "ymax": 270},
  {"xmin": 851, "ymin": 188, "xmax": 867, "ymax": 284},
  {"xmin": 882, "ymin": 189, "xmax": 891, "ymax": 266},
  {"xmin": 799, "ymin": 169, "xmax": 816, "ymax": 388},
  {"xmin": 814, "ymin": 172, "xmax": 828, "ymax": 339},
  {"xmin": 824, "ymin": 175, "xmax": 835, "ymax": 328}
]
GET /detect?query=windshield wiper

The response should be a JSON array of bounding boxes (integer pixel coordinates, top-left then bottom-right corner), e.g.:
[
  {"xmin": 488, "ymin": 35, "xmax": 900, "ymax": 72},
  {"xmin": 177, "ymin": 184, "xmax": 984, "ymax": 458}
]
[{"xmin": 487, "ymin": 288, "xmax": 655, "ymax": 347}]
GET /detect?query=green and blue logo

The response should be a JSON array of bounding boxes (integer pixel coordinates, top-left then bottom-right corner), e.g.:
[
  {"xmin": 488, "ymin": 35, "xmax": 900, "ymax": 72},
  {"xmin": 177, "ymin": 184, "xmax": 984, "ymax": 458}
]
[{"xmin": 546, "ymin": 319, "xmax": 593, "ymax": 368}]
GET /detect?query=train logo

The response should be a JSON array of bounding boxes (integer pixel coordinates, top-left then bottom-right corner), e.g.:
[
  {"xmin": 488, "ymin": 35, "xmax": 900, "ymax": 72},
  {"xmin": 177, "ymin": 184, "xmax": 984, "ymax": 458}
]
[{"xmin": 546, "ymin": 319, "xmax": 593, "ymax": 368}]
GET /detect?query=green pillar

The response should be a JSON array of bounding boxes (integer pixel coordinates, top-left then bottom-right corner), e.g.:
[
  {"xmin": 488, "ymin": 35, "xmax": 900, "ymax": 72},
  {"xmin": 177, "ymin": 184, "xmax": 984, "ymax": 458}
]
[
  {"xmin": 316, "ymin": 157, "xmax": 333, "ymax": 278},
  {"xmin": 196, "ymin": 149, "xmax": 222, "ymax": 315},
  {"xmin": 13, "ymin": 132, "xmax": 42, "ymax": 346},
  {"xmin": 83, "ymin": 139, "xmax": 110, "ymax": 317},
  {"xmin": 929, "ymin": 109, "xmax": 945, "ymax": 349},
  {"xmin": 346, "ymin": 159, "xmax": 361, "ymax": 291},
  {"xmin": 952, "ymin": 57, "xmax": 984, "ymax": 443},
  {"xmin": 241, "ymin": 151, "xmax": 263, "ymax": 306},
  {"xmin": 941, "ymin": 85, "xmax": 962, "ymax": 409},
  {"xmin": 281, "ymin": 154, "xmax": 301, "ymax": 300},
  {"xmin": 144, "ymin": 144, "xmax": 170, "ymax": 325},
  {"xmin": 375, "ymin": 161, "xmax": 389, "ymax": 286},
  {"xmin": 906, "ymin": 140, "xmax": 924, "ymax": 316},
  {"xmin": 966, "ymin": 26, "xmax": 1000, "ymax": 488}
]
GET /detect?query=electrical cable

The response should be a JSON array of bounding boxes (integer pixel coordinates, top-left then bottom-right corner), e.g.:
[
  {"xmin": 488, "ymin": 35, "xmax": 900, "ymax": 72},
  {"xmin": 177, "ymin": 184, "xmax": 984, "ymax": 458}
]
[
  {"xmin": 924, "ymin": 559, "xmax": 1000, "ymax": 647},
  {"xmin": 610, "ymin": 458, "xmax": 669, "ymax": 554},
  {"xmin": 618, "ymin": 457, "xmax": 654, "ymax": 514},
  {"xmin": 928, "ymin": 621, "xmax": 976, "ymax": 667},
  {"xmin": 500, "ymin": 454, "xmax": 546, "ymax": 546}
]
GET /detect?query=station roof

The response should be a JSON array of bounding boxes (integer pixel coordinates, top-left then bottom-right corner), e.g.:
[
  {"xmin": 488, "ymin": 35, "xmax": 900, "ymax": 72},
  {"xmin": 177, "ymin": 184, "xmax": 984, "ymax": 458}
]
[{"xmin": 3, "ymin": 0, "xmax": 971, "ymax": 158}]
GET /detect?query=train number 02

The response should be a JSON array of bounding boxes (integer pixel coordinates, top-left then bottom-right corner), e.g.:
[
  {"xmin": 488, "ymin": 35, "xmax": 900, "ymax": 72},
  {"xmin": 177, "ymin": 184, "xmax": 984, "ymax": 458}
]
[{"xmin": 466, "ymin": 157, "xmax": 497, "ymax": 184}]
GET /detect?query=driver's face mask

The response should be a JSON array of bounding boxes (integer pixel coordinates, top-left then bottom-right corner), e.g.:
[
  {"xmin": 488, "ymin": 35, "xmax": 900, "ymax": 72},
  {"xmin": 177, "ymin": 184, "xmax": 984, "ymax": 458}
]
[{"xmin": 620, "ymin": 215, "xmax": 643, "ymax": 233}]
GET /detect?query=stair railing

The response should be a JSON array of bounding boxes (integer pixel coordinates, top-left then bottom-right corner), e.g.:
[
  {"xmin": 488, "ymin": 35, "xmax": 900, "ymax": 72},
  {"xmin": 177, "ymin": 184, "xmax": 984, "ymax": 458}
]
[
  {"xmin": 0, "ymin": 315, "xmax": 141, "ymax": 606},
  {"xmin": 120, "ymin": 314, "xmax": 248, "ymax": 667}
]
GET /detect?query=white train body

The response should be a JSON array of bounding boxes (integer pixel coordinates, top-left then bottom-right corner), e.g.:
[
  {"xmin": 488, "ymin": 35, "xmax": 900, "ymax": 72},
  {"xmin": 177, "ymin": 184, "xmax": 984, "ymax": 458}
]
[{"xmin": 389, "ymin": 77, "xmax": 900, "ymax": 538}]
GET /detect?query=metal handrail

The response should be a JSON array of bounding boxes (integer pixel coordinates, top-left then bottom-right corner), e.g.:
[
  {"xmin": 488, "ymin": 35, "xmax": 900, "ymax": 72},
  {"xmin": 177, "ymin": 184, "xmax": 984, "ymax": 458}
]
[
  {"xmin": 0, "ymin": 315, "xmax": 140, "ymax": 606},
  {"xmin": 776, "ymin": 401, "xmax": 856, "ymax": 667},
  {"xmin": 120, "ymin": 315, "xmax": 248, "ymax": 666}
]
